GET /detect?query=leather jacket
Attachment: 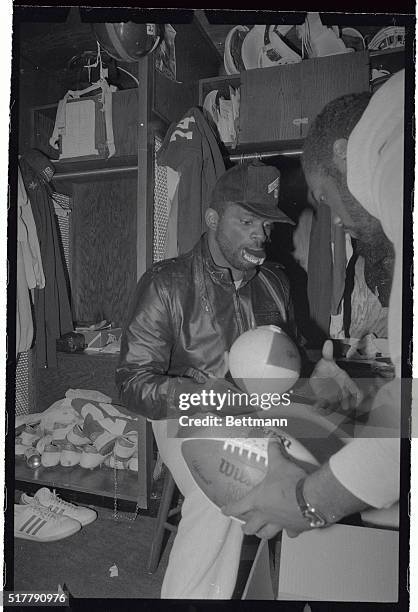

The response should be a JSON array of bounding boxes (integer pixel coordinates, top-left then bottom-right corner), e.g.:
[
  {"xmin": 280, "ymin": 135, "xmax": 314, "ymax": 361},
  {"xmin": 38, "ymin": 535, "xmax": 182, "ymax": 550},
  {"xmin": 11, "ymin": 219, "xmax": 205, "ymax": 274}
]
[{"xmin": 116, "ymin": 234, "xmax": 296, "ymax": 419}]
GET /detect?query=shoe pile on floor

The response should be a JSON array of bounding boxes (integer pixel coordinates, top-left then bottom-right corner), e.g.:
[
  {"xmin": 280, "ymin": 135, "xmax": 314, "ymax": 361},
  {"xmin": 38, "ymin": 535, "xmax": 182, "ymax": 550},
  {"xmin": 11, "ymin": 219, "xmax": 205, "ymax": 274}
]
[
  {"xmin": 16, "ymin": 415, "xmax": 138, "ymax": 471},
  {"xmin": 15, "ymin": 487, "xmax": 97, "ymax": 542}
]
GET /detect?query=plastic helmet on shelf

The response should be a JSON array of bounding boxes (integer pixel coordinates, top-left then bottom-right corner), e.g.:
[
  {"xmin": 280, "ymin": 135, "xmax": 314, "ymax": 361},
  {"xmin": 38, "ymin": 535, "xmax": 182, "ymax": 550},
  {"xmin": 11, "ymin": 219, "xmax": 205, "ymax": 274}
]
[
  {"xmin": 367, "ymin": 26, "xmax": 405, "ymax": 51},
  {"xmin": 92, "ymin": 22, "xmax": 162, "ymax": 62}
]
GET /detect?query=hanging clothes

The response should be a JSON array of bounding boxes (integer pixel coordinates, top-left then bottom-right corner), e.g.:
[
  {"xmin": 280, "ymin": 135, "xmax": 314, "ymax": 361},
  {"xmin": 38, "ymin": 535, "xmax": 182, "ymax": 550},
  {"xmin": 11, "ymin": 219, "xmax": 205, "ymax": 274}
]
[
  {"xmin": 306, "ymin": 202, "xmax": 349, "ymax": 342},
  {"xmin": 16, "ymin": 166, "xmax": 45, "ymax": 355},
  {"xmin": 330, "ymin": 220, "xmax": 347, "ymax": 314},
  {"xmin": 19, "ymin": 150, "xmax": 73, "ymax": 369},
  {"xmin": 292, "ymin": 207, "xmax": 313, "ymax": 273},
  {"xmin": 164, "ymin": 167, "xmax": 180, "ymax": 259},
  {"xmin": 306, "ymin": 203, "xmax": 333, "ymax": 340},
  {"xmin": 157, "ymin": 107, "xmax": 225, "ymax": 255}
]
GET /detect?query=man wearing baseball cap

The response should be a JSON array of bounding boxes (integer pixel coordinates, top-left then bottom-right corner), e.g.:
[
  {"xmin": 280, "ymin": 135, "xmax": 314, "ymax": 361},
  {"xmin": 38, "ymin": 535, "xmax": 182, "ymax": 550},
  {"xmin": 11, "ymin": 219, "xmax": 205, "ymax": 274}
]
[{"xmin": 116, "ymin": 161, "xmax": 296, "ymax": 598}]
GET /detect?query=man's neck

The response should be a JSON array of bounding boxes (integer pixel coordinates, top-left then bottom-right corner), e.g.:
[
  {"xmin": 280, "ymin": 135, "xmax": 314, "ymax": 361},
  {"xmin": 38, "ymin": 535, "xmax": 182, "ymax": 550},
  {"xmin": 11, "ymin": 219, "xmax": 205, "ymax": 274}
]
[{"xmin": 206, "ymin": 232, "xmax": 244, "ymax": 281}]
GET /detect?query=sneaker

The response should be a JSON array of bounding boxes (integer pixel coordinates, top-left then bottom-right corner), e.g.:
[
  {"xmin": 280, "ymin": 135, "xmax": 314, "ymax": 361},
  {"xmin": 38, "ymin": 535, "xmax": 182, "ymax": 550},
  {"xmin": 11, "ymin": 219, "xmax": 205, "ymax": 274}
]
[
  {"xmin": 125, "ymin": 431, "xmax": 138, "ymax": 444},
  {"xmin": 21, "ymin": 425, "xmax": 42, "ymax": 446},
  {"xmin": 82, "ymin": 414, "xmax": 118, "ymax": 455},
  {"xmin": 104, "ymin": 455, "xmax": 128, "ymax": 470},
  {"xmin": 52, "ymin": 424, "xmax": 71, "ymax": 448},
  {"xmin": 36, "ymin": 434, "xmax": 53, "ymax": 455},
  {"xmin": 14, "ymin": 503, "xmax": 81, "ymax": 542},
  {"xmin": 113, "ymin": 435, "xmax": 137, "ymax": 461},
  {"xmin": 127, "ymin": 457, "xmax": 138, "ymax": 472},
  {"xmin": 66, "ymin": 424, "xmax": 90, "ymax": 446},
  {"xmin": 41, "ymin": 444, "xmax": 61, "ymax": 467},
  {"xmin": 15, "ymin": 436, "xmax": 31, "ymax": 457},
  {"xmin": 20, "ymin": 487, "xmax": 97, "ymax": 527},
  {"xmin": 60, "ymin": 443, "xmax": 81, "ymax": 467},
  {"xmin": 79, "ymin": 444, "xmax": 106, "ymax": 469}
]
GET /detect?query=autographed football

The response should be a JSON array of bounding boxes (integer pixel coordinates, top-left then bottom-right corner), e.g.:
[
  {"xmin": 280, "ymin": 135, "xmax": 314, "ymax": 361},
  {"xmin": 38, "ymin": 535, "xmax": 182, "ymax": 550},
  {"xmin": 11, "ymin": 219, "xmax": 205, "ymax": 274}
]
[{"xmin": 181, "ymin": 424, "xmax": 319, "ymax": 515}]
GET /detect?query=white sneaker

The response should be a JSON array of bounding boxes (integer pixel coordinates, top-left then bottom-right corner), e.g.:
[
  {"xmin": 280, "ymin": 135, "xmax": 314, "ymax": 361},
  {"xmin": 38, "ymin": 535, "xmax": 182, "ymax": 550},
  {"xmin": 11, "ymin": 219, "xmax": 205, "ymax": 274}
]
[
  {"xmin": 14, "ymin": 503, "xmax": 81, "ymax": 541},
  {"xmin": 21, "ymin": 425, "xmax": 42, "ymax": 446},
  {"xmin": 82, "ymin": 414, "xmax": 118, "ymax": 455},
  {"xmin": 60, "ymin": 443, "xmax": 81, "ymax": 467},
  {"xmin": 127, "ymin": 457, "xmax": 138, "ymax": 472},
  {"xmin": 52, "ymin": 424, "xmax": 71, "ymax": 447},
  {"xmin": 66, "ymin": 424, "xmax": 90, "ymax": 446},
  {"xmin": 20, "ymin": 487, "xmax": 97, "ymax": 527},
  {"xmin": 104, "ymin": 455, "xmax": 128, "ymax": 470},
  {"xmin": 36, "ymin": 434, "xmax": 53, "ymax": 455},
  {"xmin": 41, "ymin": 444, "xmax": 61, "ymax": 467},
  {"xmin": 113, "ymin": 435, "xmax": 137, "ymax": 461},
  {"xmin": 15, "ymin": 436, "xmax": 31, "ymax": 457},
  {"xmin": 79, "ymin": 445, "xmax": 106, "ymax": 469}
]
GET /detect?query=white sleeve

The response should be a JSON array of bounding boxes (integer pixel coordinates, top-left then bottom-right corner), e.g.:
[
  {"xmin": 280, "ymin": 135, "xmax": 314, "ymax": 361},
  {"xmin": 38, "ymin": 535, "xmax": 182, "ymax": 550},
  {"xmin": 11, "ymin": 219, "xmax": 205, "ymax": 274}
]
[
  {"xmin": 329, "ymin": 437, "xmax": 400, "ymax": 508},
  {"xmin": 330, "ymin": 377, "xmax": 401, "ymax": 508}
]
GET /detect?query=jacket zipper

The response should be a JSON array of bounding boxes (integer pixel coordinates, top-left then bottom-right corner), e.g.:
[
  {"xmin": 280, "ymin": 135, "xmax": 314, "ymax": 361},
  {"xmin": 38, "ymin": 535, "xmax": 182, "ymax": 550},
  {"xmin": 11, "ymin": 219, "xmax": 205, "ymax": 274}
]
[{"xmin": 233, "ymin": 286, "xmax": 245, "ymax": 335}]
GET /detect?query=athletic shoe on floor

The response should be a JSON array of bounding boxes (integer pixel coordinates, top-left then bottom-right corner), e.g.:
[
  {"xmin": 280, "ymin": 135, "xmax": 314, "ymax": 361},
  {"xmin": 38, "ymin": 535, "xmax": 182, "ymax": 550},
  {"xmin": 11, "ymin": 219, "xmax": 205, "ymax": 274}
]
[
  {"xmin": 21, "ymin": 425, "xmax": 42, "ymax": 446},
  {"xmin": 79, "ymin": 444, "xmax": 106, "ymax": 469},
  {"xmin": 60, "ymin": 443, "xmax": 81, "ymax": 467},
  {"xmin": 113, "ymin": 435, "xmax": 137, "ymax": 461},
  {"xmin": 41, "ymin": 443, "xmax": 61, "ymax": 467},
  {"xmin": 82, "ymin": 414, "xmax": 118, "ymax": 455},
  {"xmin": 66, "ymin": 424, "xmax": 90, "ymax": 446},
  {"xmin": 20, "ymin": 487, "xmax": 97, "ymax": 526},
  {"xmin": 14, "ymin": 503, "xmax": 81, "ymax": 541}
]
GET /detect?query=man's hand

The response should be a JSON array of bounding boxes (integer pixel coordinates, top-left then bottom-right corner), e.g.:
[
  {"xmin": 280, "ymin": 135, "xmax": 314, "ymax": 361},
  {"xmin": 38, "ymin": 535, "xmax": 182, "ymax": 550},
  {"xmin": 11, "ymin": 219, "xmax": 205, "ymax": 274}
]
[
  {"xmin": 310, "ymin": 340, "xmax": 363, "ymax": 414},
  {"xmin": 221, "ymin": 439, "xmax": 312, "ymax": 539}
]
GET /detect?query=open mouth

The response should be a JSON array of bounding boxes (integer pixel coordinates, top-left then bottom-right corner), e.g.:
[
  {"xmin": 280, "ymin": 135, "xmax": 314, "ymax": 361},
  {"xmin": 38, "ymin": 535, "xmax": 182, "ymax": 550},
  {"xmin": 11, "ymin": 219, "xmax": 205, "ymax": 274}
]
[{"xmin": 242, "ymin": 247, "xmax": 265, "ymax": 266}]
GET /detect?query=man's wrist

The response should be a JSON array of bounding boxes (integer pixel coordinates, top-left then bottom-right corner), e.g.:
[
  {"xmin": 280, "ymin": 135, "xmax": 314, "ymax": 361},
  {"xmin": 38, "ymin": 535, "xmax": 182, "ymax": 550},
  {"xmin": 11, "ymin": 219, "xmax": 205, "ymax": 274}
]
[
  {"xmin": 302, "ymin": 463, "xmax": 369, "ymax": 525},
  {"xmin": 295, "ymin": 477, "xmax": 334, "ymax": 528}
]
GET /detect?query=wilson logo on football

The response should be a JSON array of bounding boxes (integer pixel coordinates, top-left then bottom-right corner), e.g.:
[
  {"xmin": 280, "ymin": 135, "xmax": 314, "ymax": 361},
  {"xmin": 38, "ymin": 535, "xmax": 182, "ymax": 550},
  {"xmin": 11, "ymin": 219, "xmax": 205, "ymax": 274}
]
[{"xmin": 219, "ymin": 459, "xmax": 253, "ymax": 487}]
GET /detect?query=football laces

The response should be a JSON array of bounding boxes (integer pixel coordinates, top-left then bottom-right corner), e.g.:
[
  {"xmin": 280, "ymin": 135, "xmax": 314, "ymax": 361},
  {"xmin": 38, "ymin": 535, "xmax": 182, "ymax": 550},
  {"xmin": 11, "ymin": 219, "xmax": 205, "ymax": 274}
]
[{"xmin": 222, "ymin": 438, "xmax": 268, "ymax": 463}]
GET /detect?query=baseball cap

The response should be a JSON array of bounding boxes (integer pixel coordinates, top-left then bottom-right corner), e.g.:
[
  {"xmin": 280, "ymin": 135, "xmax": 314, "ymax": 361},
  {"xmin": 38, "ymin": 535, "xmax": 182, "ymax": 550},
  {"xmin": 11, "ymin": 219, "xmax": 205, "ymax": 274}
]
[{"xmin": 211, "ymin": 161, "xmax": 294, "ymax": 224}]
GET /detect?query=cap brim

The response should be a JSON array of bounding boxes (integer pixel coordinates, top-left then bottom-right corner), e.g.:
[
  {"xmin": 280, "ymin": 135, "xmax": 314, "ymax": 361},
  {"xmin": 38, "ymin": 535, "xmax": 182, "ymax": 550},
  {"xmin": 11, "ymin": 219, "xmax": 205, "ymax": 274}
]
[{"xmin": 239, "ymin": 202, "xmax": 295, "ymax": 225}]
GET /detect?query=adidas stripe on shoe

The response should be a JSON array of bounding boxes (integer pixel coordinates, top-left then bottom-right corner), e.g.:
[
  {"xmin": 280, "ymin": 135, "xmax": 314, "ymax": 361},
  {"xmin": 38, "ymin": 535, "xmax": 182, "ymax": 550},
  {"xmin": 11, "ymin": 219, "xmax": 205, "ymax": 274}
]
[
  {"xmin": 20, "ymin": 487, "xmax": 97, "ymax": 527},
  {"xmin": 14, "ymin": 504, "xmax": 81, "ymax": 542}
]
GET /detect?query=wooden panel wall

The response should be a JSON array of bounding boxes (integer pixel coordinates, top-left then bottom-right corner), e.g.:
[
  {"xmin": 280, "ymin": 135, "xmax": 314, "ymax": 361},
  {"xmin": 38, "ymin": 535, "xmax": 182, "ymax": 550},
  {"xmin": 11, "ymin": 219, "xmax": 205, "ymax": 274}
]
[
  {"xmin": 300, "ymin": 51, "xmax": 370, "ymax": 137},
  {"xmin": 240, "ymin": 64, "xmax": 303, "ymax": 144},
  {"xmin": 112, "ymin": 90, "xmax": 138, "ymax": 156},
  {"xmin": 70, "ymin": 175, "xmax": 137, "ymax": 327},
  {"xmin": 238, "ymin": 51, "xmax": 370, "ymax": 146},
  {"xmin": 35, "ymin": 353, "xmax": 121, "ymax": 410}
]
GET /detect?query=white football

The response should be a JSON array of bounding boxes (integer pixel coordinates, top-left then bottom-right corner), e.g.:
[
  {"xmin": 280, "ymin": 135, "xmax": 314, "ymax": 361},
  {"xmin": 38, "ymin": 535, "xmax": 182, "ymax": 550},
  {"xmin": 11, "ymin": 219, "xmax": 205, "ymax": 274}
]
[
  {"xmin": 181, "ymin": 425, "xmax": 319, "ymax": 517},
  {"xmin": 228, "ymin": 325, "xmax": 301, "ymax": 395}
]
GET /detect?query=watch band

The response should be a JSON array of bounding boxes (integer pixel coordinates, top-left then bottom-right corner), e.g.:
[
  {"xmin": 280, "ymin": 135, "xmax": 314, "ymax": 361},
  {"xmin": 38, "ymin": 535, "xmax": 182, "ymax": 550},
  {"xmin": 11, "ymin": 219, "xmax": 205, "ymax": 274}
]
[{"xmin": 295, "ymin": 478, "xmax": 329, "ymax": 528}]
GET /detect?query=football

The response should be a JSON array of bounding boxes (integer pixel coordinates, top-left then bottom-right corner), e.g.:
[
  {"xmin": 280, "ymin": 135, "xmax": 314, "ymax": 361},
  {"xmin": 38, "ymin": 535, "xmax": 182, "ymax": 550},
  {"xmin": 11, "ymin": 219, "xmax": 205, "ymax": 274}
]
[
  {"xmin": 181, "ymin": 423, "xmax": 319, "ymax": 516},
  {"xmin": 228, "ymin": 325, "xmax": 301, "ymax": 395}
]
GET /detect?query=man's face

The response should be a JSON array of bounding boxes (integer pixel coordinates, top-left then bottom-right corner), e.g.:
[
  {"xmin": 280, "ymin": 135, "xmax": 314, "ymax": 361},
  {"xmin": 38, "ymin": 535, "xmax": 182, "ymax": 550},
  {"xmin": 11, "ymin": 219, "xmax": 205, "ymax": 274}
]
[
  {"xmin": 214, "ymin": 203, "xmax": 273, "ymax": 272},
  {"xmin": 305, "ymin": 170, "xmax": 381, "ymax": 242}
]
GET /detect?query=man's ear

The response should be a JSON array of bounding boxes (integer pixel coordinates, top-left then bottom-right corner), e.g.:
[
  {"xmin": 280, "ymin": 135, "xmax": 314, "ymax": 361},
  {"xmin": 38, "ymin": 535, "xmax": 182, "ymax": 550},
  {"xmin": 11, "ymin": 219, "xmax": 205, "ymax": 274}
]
[
  {"xmin": 205, "ymin": 207, "xmax": 219, "ymax": 230},
  {"xmin": 332, "ymin": 138, "xmax": 348, "ymax": 174}
]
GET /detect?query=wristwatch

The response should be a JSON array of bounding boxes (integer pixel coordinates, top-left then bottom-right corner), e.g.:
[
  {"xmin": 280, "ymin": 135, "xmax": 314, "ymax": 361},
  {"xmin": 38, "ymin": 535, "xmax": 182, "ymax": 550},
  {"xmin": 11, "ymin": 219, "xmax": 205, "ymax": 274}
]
[{"xmin": 295, "ymin": 478, "xmax": 329, "ymax": 528}]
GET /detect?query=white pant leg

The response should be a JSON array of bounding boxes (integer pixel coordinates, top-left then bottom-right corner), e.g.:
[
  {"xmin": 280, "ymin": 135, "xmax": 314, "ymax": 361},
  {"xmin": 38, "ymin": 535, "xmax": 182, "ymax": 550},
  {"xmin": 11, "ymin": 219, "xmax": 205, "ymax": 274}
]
[{"xmin": 152, "ymin": 420, "xmax": 244, "ymax": 599}]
